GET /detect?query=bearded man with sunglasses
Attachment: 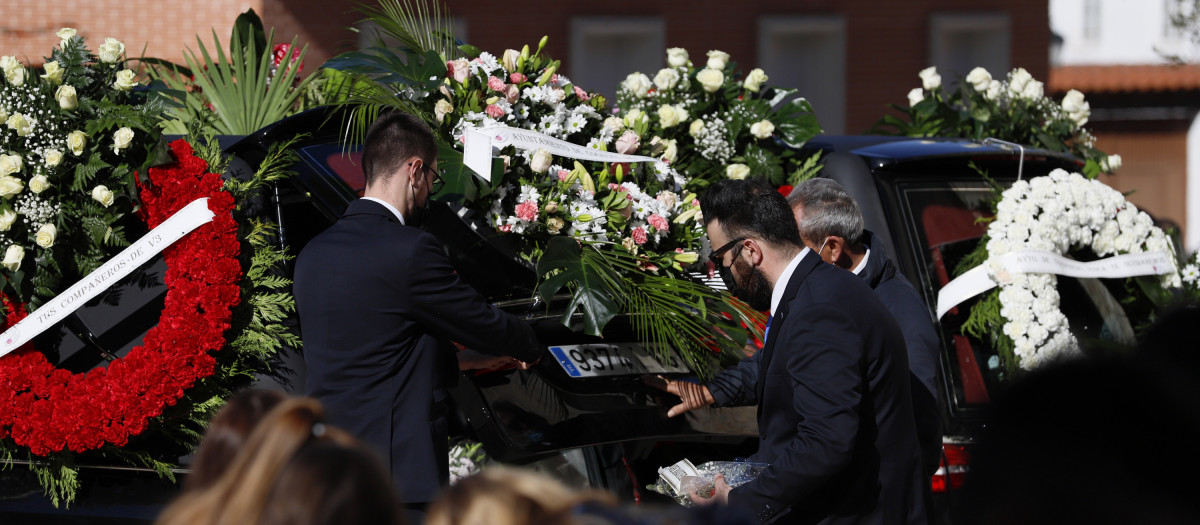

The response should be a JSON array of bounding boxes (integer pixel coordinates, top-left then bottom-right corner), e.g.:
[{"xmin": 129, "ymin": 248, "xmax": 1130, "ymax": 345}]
[
  {"xmin": 294, "ymin": 111, "xmax": 541, "ymax": 524},
  {"xmin": 662, "ymin": 178, "xmax": 926, "ymax": 525}
]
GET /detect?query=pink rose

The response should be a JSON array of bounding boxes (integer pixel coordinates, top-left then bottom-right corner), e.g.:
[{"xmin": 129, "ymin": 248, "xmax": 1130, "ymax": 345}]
[
  {"xmin": 615, "ymin": 130, "xmax": 640, "ymax": 155},
  {"xmin": 574, "ymin": 86, "xmax": 590, "ymax": 101},
  {"xmin": 505, "ymin": 84, "xmax": 520, "ymax": 104},
  {"xmin": 648, "ymin": 214, "xmax": 669, "ymax": 232},
  {"xmin": 488, "ymin": 75, "xmax": 506, "ymax": 92},
  {"xmin": 447, "ymin": 58, "xmax": 470, "ymax": 83},
  {"xmin": 510, "ymin": 72, "xmax": 527, "ymax": 84},
  {"xmin": 499, "ymin": 223, "xmax": 513, "ymax": 233},
  {"xmin": 557, "ymin": 169, "xmax": 570, "ymax": 181},
  {"xmin": 515, "ymin": 201, "xmax": 539, "ymax": 222},
  {"xmin": 485, "ymin": 104, "xmax": 505, "ymax": 118},
  {"xmin": 632, "ymin": 226, "xmax": 648, "ymax": 245}
]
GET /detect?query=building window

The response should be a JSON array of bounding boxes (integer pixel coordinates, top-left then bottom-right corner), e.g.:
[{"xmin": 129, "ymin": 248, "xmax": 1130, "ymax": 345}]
[
  {"xmin": 568, "ymin": 17, "xmax": 664, "ymax": 101},
  {"xmin": 757, "ymin": 16, "xmax": 846, "ymax": 134},
  {"xmin": 930, "ymin": 13, "xmax": 1010, "ymax": 88},
  {"xmin": 1083, "ymin": 0, "xmax": 1102, "ymax": 41}
]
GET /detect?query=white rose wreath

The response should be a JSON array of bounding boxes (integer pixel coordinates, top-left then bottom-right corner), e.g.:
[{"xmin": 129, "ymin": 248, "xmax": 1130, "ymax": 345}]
[{"xmin": 984, "ymin": 169, "xmax": 1181, "ymax": 369}]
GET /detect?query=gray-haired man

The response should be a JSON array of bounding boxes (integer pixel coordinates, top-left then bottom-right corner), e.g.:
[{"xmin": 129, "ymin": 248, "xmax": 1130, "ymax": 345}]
[{"xmin": 788, "ymin": 178, "xmax": 943, "ymax": 482}]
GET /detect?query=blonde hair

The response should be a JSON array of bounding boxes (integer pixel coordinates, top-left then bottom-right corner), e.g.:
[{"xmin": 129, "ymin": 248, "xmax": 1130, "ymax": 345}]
[
  {"xmin": 156, "ymin": 397, "xmax": 400, "ymax": 525},
  {"xmin": 426, "ymin": 467, "xmax": 615, "ymax": 525}
]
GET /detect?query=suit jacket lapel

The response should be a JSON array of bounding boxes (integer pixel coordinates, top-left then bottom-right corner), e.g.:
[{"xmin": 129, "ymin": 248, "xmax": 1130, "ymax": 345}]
[{"xmin": 755, "ymin": 250, "xmax": 823, "ymax": 407}]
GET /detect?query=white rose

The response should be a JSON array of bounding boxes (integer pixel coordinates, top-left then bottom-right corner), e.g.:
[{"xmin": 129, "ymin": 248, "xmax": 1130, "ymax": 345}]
[
  {"xmin": 984, "ymin": 80, "xmax": 1002, "ymax": 101},
  {"xmin": 41, "ymin": 61, "xmax": 64, "ymax": 85},
  {"xmin": 112, "ymin": 127, "xmax": 135, "ymax": 154},
  {"xmin": 666, "ymin": 47, "xmax": 689, "ymax": 68},
  {"xmin": 0, "ymin": 154, "xmax": 20, "ymax": 177},
  {"xmin": 91, "ymin": 184, "xmax": 115, "ymax": 207},
  {"xmin": 750, "ymin": 120, "xmax": 775, "ymax": 139},
  {"xmin": 501, "ymin": 48, "xmax": 520, "ymax": 72},
  {"xmin": 28, "ymin": 174, "xmax": 50, "ymax": 194},
  {"xmin": 696, "ymin": 68, "xmax": 724, "ymax": 92},
  {"xmin": 706, "ymin": 50, "xmax": 730, "ymax": 70},
  {"xmin": 621, "ymin": 72, "xmax": 652, "ymax": 98},
  {"xmin": 657, "ymin": 104, "xmax": 687, "ymax": 128},
  {"xmin": 2, "ymin": 245, "xmax": 24, "ymax": 272},
  {"xmin": 0, "ymin": 176, "xmax": 24, "ymax": 199},
  {"xmin": 918, "ymin": 66, "xmax": 941, "ymax": 90},
  {"xmin": 622, "ymin": 108, "xmax": 646, "ymax": 128},
  {"xmin": 653, "ymin": 68, "xmax": 681, "ymax": 91},
  {"xmin": 35, "ymin": 223, "xmax": 56, "ymax": 248},
  {"xmin": 434, "ymin": 99, "xmax": 453, "ymax": 123},
  {"xmin": 57, "ymin": 28, "xmax": 77, "ymax": 47},
  {"xmin": 743, "ymin": 68, "xmax": 768, "ymax": 92},
  {"xmin": 1100, "ymin": 154, "xmax": 1122, "ymax": 172},
  {"xmin": 965, "ymin": 67, "xmax": 992, "ymax": 92},
  {"xmin": 56, "ymin": 85, "xmax": 78, "ymax": 110},
  {"xmin": 6, "ymin": 113, "xmax": 33, "ymax": 136},
  {"xmin": 1008, "ymin": 67, "xmax": 1033, "ymax": 96},
  {"xmin": 1, "ymin": 56, "xmax": 25, "ymax": 87},
  {"xmin": 67, "ymin": 130, "xmax": 87, "ymax": 156},
  {"xmin": 660, "ymin": 138, "xmax": 679, "ymax": 163},
  {"xmin": 98, "ymin": 38, "xmax": 125, "ymax": 63},
  {"xmin": 1061, "ymin": 89, "xmax": 1090, "ymax": 128},
  {"xmin": 688, "ymin": 119, "xmax": 705, "ymax": 138},
  {"xmin": 0, "ymin": 207, "xmax": 15, "ymax": 231},
  {"xmin": 530, "ymin": 149, "xmax": 553, "ymax": 174},
  {"xmin": 602, "ymin": 116, "xmax": 625, "ymax": 133},
  {"xmin": 907, "ymin": 87, "xmax": 925, "ymax": 106},
  {"xmin": 1021, "ymin": 79, "xmax": 1044, "ymax": 100},
  {"xmin": 726, "ymin": 163, "xmax": 750, "ymax": 180},
  {"xmin": 113, "ymin": 69, "xmax": 138, "ymax": 91}
]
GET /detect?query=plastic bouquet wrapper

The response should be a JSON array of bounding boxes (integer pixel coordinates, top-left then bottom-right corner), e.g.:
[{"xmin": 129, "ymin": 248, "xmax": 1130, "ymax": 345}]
[{"xmin": 648, "ymin": 458, "xmax": 769, "ymax": 506}]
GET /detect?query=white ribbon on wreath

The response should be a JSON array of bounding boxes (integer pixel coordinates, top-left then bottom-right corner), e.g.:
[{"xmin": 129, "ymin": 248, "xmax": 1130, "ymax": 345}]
[{"xmin": 936, "ymin": 169, "xmax": 1181, "ymax": 370}]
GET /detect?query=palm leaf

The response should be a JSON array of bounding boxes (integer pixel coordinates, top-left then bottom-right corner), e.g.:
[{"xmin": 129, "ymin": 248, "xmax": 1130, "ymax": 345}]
[{"xmin": 357, "ymin": 0, "xmax": 460, "ymax": 60}]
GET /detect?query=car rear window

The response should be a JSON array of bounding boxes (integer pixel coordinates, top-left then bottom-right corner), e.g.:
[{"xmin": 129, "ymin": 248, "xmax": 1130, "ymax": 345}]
[{"xmin": 897, "ymin": 180, "xmax": 1133, "ymax": 414}]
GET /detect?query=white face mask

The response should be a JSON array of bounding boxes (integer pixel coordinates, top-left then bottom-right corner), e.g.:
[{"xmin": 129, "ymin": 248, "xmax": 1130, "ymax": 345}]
[{"xmin": 817, "ymin": 237, "xmax": 831, "ymax": 255}]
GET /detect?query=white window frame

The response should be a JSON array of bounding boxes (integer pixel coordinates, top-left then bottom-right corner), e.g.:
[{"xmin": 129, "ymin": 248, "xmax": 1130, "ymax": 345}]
[
  {"xmin": 757, "ymin": 16, "xmax": 846, "ymax": 134},
  {"xmin": 929, "ymin": 13, "xmax": 1011, "ymax": 86},
  {"xmin": 568, "ymin": 17, "xmax": 665, "ymax": 100}
]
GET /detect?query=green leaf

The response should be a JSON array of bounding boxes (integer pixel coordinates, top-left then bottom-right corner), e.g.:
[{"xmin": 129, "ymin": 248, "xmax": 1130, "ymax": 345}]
[
  {"xmin": 773, "ymin": 96, "xmax": 822, "ymax": 147},
  {"xmin": 232, "ymin": 8, "xmax": 267, "ymax": 63},
  {"xmin": 536, "ymin": 237, "xmax": 621, "ymax": 337}
]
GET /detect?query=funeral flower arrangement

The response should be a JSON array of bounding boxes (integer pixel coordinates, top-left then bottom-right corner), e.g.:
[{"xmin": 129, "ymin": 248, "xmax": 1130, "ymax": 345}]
[
  {"xmin": 324, "ymin": 3, "xmax": 786, "ymax": 377},
  {"xmin": 965, "ymin": 169, "xmax": 1181, "ymax": 372},
  {"xmin": 0, "ymin": 31, "xmax": 298, "ymax": 505},
  {"xmin": 874, "ymin": 66, "xmax": 1118, "ymax": 177},
  {"xmin": 615, "ymin": 47, "xmax": 823, "ymax": 191},
  {"xmin": 873, "ymin": 65, "xmax": 1188, "ymax": 375}
]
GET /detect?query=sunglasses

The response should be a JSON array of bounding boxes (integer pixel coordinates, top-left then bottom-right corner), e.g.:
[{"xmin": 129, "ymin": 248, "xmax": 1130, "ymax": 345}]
[
  {"xmin": 408, "ymin": 161, "xmax": 445, "ymax": 193},
  {"xmin": 708, "ymin": 237, "xmax": 747, "ymax": 265}
]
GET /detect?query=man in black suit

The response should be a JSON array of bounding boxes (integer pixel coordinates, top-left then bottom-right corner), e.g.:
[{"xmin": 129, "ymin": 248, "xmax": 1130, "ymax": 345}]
[
  {"xmin": 788, "ymin": 178, "xmax": 942, "ymax": 481},
  {"xmin": 663, "ymin": 178, "xmax": 926, "ymax": 524},
  {"xmin": 293, "ymin": 112, "xmax": 542, "ymax": 523}
]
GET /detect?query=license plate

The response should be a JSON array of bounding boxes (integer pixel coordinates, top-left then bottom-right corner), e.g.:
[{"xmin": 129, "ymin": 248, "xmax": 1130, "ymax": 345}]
[{"xmin": 549, "ymin": 344, "xmax": 689, "ymax": 378}]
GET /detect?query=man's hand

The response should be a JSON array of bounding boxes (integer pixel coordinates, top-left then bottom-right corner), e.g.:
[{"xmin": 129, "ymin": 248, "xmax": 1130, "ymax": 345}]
[
  {"xmin": 645, "ymin": 375, "xmax": 715, "ymax": 417},
  {"xmin": 456, "ymin": 348, "xmax": 518, "ymax": 372},
  {"xmin": 688, "ymin": 473, "xmax": 731, "ymax": 506}
]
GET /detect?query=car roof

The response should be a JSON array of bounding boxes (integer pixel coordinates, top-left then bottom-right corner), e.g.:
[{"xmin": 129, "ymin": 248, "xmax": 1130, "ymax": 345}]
[{"xmin": 803, "ymin": 135, "xmax": 1084, "ymax": 173}]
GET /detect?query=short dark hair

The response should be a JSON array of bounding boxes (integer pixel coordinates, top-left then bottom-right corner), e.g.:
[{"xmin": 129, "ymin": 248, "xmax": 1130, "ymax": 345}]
[
  {"xmin": 361, "ymin": 111, "xmax": 438, "ymax": 187},
  {"xmin": 700, "ymin": 178, "xmax": 802, "ymax": 249},
  {"xmin": 787, "ymin": 178, "xmax": 865, "ymax": 247}
]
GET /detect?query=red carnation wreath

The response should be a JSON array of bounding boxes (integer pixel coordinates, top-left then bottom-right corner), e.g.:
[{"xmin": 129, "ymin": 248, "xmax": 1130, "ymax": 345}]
[{"xmin": 0, "ymin": 139, "xmax": 241, "ymax": 456}]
